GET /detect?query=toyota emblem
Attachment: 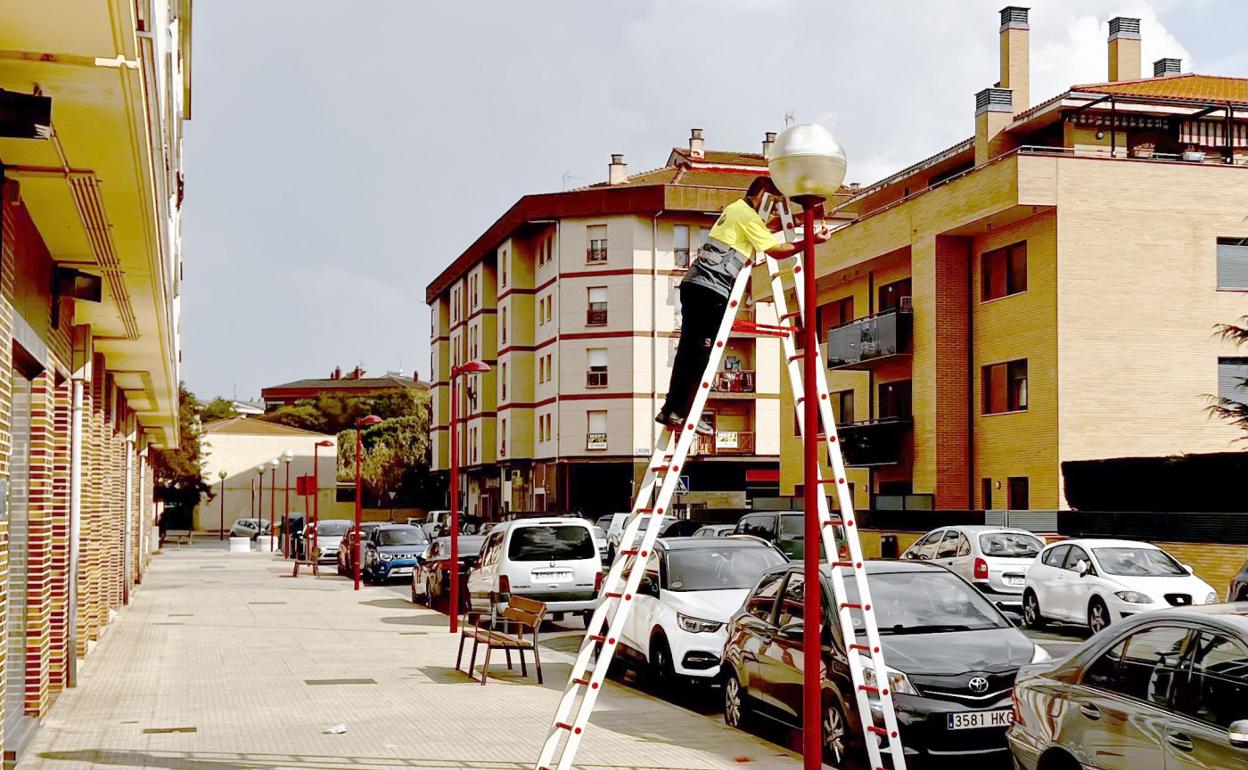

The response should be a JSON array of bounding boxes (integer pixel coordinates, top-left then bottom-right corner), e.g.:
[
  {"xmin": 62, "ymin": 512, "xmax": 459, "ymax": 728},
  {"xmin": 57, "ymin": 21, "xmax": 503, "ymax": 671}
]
[{"xmin": 968, "ymin": 676, "xmax": 990, "ymax": 693}]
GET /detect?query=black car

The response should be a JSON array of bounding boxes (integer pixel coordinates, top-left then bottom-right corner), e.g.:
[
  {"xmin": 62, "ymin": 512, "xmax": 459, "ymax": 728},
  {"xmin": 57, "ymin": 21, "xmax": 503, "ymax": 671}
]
[
  {"xmin": 411, "ymin": 535, "xmax": 486, "ymax": 610},
  {"xmin": 1229, "ymin": 559, "xmax": 1248, "ymax": 602},
  {"xmin": 722, "ymin": 561, "xmax": 1046, "ymax": 767},
  {"xmin": 361, "ymin": 524, "xmax": 429, "ymax": 583},
  {"xmin": 733, "ymin": 511, "xmax": 841, "ymax": 561}
]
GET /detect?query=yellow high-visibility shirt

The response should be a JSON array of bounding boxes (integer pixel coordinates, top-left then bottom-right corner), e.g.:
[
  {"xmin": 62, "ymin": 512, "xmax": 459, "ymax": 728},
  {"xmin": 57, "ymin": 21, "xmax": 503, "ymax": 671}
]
[{"xmin": 707, "ymin": 199, "xmax": 777, "ymax": 258}]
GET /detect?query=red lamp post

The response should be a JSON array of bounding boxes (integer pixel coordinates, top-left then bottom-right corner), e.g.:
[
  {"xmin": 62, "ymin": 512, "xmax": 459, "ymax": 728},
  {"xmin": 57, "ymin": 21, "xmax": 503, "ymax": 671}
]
[
  {"xmin": 312, "ymin": 439, "xmax": 334, "ymax": 564},
  {"xmin": 353, "ymin": 415, "xmax": 382, "ymax": 591},
  {"xmin": 448, "ymin": 359, "xmax": 491, "ymax": 632},
  {"xmin": 268, "ymin": 458, "xmax": 279, "ymax": 552},
  {"xmin": 217, "ymin": 470, "xmax": 227, "ymax": 540},
  {"xmin": 282, "ymin": 450, "xmax": 294, "ymax": 558},
  {"xmin": 254, "ymin": 466, "xmax": 265, "ymax": 541}
]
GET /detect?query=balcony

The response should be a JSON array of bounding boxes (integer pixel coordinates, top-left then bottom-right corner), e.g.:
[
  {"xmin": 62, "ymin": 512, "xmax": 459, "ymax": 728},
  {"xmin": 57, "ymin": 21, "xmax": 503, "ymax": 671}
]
[
  {"xmin": 712, "ymin": 370, "xmax": 756, "ymax": 393},
  {"xmin": 836, "ymin": 417, "xmax": 912, "ymax": 467},
  {"xmin": 586, "ymin": 432, "xmax": 608, "ymax": 450},
  {"xmin": 586, "ymin": 307, "xmax": 608, "ymax": 326},
  {"xmin": 694, "ymin": 430, "xmax": 755, "ymax": 455},
  {"xmin": 586, "ymin": 371, "xmax": 608, "ymax": 388},
  {"xmin": 826, "ymin": 306, "xmax": 913, "ymax": 370}
]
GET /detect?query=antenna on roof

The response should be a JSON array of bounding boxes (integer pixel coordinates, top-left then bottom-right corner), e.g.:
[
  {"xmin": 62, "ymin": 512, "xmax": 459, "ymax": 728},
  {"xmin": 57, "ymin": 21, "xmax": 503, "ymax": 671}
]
[
  {"xmin": 562, "ymin": 171, "xmax": 582, "ymax": 190},
  {"xmin": 784, "ymin": 111, "xmax": 797, "ymax": 128}
]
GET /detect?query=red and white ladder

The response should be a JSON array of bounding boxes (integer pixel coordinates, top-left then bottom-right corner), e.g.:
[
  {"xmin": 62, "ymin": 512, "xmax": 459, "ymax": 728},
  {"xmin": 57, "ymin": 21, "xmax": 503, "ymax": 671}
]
[{"xmin": 533, "ymin": 197, "xmax": 906, "ymax": 770}]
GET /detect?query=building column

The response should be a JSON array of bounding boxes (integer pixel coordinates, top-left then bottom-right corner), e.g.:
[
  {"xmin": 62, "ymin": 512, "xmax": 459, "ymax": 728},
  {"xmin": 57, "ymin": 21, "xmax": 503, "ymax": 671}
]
[
  {"xmin": 23, "ymin": 372, "xmax": 55, "ymax": 718},
  {"xmin": 933, "ymin": 236, "xmax": 973, "ymax": 508},
  {"xmin": 49, "ymin": 376, "xmax": 70, "ymax": 693}
]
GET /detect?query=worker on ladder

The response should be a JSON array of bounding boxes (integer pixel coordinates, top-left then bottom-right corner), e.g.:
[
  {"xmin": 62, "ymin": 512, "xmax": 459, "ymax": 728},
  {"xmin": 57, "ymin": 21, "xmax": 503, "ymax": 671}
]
[{"xmin": 656, "ymin": 175, "xmax": 827, "ymax": 435}]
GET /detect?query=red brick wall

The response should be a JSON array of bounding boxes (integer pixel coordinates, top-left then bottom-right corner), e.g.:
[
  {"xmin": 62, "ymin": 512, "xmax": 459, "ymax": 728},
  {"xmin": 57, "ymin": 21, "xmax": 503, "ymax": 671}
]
[{"xmin": 933, "ymin": 236, "xmax": 971, "ymax": 507}]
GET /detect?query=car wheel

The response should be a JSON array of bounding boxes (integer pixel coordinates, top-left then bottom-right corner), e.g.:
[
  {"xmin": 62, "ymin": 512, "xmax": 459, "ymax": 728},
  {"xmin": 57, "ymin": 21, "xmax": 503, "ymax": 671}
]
[
  {"xmin": 1088, "ymin": 597, "xmax": 1111, "ymax": 634},
  {"xmin": 1237, "ymin": 588, "xmax": 1248, "ymax": 603},
  {"xmin": 723, "ymin": 670, "xmax": 752, "ymax": 730},
  {"xmin": 1023, "ymin": 590, "xmax": 1046, "ymax": 629},
  {"xmin": 649, "ymin": 634, "xmax": 676, "ymax": 688},
  {"xmin": 822, "ymin": 696, "xmax": 861, "ymax": 769}
]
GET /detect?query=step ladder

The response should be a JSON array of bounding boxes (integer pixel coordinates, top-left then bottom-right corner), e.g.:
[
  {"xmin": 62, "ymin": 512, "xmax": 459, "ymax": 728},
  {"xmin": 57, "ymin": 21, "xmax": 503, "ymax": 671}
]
[{"xmin": 533, "ymin": 197, "xmax": 906, "ymax": 770}]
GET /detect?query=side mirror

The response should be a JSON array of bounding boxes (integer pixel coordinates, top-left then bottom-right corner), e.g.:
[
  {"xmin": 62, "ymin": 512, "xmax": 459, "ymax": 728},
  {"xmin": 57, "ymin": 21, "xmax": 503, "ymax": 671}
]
[
  {"xmin": 638, "ymin": 575, "xmax": 659, "ymax": 597},
  {"xmin": 917, "ymin": 553, "xmax": 931, "ymax": 561},
  {"xmin": 1229, "ymin": 719, "xmax": 1248, "ymax": 748},
  {"xmin": 778, "ymin": 622, "xmax": 804, "ymax": 642}
]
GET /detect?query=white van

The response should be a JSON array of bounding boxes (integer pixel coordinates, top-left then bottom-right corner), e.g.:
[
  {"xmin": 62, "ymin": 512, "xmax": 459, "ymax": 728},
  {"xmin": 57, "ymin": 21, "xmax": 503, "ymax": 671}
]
[{"xmin": 466, "ymin": 518, "xmax": 602, "ymax": 624}]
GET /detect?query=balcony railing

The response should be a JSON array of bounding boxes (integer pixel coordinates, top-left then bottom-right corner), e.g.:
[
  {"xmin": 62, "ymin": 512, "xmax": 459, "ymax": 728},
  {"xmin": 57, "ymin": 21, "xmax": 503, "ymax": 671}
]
[
  {"xmin": 586, "ymin": 371, "xmax": 608, "ymax": 388},
  {"xmin": 586, "ymin": 432, "xmax": 608, "ymax": 450},
  {"xmin": 826, "ymin": 305, "xmax": 913, "ymax": 369},
  {"xmin": 695, "ymin": 430, "xmax": 755, "ymax": 455},
  {"xmin": 586, "ymin": 307, "xmax": 608, "ymax": 326},
  {"xmin": 586, "ymin": 245, "xmax": 608, "ymax": 264},
  {"xmin": 837, "ymin": 417, "xmax": 912, "ymax": 467},
  {"xmin": 712, "ymin": 370, "xmax": 756, "ymax": 393}
]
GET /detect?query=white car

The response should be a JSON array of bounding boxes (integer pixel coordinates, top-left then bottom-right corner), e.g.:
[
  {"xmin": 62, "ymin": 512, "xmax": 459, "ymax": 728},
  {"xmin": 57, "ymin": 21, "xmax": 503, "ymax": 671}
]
[
  {"xmin": 466, "ymin": 518, "xmax": 603, "ymax": 624},
  {"xmin": 1023, "ymin": 538, "xmax": 1219, "ymax": 634},
  {"xmin": 309, "ymin": 519, "xmax": 351, "ymax": 563},
  {"xmin": 620, "ymin": 536, "xmax": 787, "ymax": 682},
  {"xmin": 901, "ymin": 525, "xmax": 1043, "ymax": 610},
  {"xmin": 229, "ymin": 518, "xmax": 270, "ymax": 540}
]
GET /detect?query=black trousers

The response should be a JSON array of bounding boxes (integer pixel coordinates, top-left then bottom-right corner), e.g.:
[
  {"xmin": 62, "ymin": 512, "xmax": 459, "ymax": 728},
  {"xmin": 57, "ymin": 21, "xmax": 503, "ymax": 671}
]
[{"xmin": 661, "ymin": 282, "xmax": 729, "ymax": 419}]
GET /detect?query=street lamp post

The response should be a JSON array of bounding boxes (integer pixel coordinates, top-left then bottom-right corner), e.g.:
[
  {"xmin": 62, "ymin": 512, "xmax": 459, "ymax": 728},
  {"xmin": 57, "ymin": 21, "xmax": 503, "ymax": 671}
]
[
  {"xmin": 269, "ymin": 458, "xmax": 279, "ymax": 553},
  {"xmin": 217, "ymin": 470, "xmax": 227, "ymax": 541},
  {"xmin": 448, "ymin": 359, "xmax": 491, "ymax": 632},
  {"xmin": 312, "ymin": 439, "xmax": 334, "ymax": 564},
  {"xmin": 282, "ymin": 450, "xmax": 294, "ymax": 557},
  {"xmin": 255, "ymin": 466, "xmax": 265, "ymax": 543},
  {"xmin": 353, "ymin": 415, "xmax": 382, "ymax": 591},
  {"xmin": 769, "ymin": 123, "xmax": 847, "ymax": 770}
]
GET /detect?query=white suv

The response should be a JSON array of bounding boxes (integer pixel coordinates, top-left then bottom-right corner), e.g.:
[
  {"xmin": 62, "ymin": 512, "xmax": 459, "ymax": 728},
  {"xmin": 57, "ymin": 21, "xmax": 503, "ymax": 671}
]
[
  {"xmin": 466, "ymin": 518, "xmax": 602, "ymax": 624},
  {"xmin": 619, "ymin": 536, "xmax": 786, "ymax": 682},
  {"xmin": 902, "ymin": 525, "xmax": 1043, "ymax": 611}
]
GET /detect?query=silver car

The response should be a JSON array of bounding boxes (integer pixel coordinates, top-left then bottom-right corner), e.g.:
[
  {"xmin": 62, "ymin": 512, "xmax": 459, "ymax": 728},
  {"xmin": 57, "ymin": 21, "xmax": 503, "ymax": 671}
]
[{"xmin": 901, "ymin": 525, "xmax": 1043, "ymax": 610}]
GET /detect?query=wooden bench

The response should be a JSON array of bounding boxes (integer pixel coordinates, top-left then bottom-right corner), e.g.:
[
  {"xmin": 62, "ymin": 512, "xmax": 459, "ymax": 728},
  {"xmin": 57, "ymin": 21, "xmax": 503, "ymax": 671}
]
[{"xmin": 455, "ymin": 593, "xmax": 545, "ymax": 686}]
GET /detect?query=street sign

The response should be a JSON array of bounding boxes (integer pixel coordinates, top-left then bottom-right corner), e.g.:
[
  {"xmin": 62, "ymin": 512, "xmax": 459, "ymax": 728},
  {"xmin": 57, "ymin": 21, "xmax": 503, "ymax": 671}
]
[{"xmin": 675, "ymin": 476, "xmax": 690, "ymax": 494}]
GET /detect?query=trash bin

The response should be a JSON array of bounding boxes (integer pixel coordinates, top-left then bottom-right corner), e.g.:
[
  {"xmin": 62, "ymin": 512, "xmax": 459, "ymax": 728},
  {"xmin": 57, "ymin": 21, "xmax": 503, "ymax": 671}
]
[{"xmin": 880, "ymin": 534, "xmax": 899, "ymax": 559}]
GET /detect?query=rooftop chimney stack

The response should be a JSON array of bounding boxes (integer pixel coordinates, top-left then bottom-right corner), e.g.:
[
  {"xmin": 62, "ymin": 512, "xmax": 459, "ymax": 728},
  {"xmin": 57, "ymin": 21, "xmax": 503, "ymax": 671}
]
[
  {"xmin": 689, "ymin": 128, "xmax": 705, "ymax": 159},
  {"xmin": 1153, "ymin": 57, "xmax": 1182, "ymax": 77},
  {"xmin": 1108, "ymin": 17, "xmax": 1142, "ymax": 82},
  {"xmin": 762, "ymin": 131, "xmax": 777, "ymax": 159},
  {"xmin": 998, "ymin": 6, "xmax": 1030, "ymax": 115},
  {"xmin": 608, "ymin": 153, "xmax": 628, "ymax": 185},
  {"xmin": 975, "ymin": 87, "xmax": 1015, "ymax": 165}
]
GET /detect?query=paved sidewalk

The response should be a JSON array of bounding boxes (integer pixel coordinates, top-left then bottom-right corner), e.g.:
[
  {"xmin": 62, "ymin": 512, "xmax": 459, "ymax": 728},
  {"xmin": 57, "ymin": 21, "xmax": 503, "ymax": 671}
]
[{"xmin": 17, "ymin": 545, "xmax": 800, "ymax": 770}]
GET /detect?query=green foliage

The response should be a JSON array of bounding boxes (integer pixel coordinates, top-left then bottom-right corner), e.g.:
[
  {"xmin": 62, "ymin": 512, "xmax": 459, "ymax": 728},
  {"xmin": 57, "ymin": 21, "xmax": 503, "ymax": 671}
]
[
  {"xmin": 201, "ymin": 397, "xmax": 238, "ymax": 422},
  {"xmin": 1206, "ymin": 316, "xmax": 1248, "ymax": 438},
  {"xmin": 149, "ymin": 383, "xmax": 212, "ymax": 509}
]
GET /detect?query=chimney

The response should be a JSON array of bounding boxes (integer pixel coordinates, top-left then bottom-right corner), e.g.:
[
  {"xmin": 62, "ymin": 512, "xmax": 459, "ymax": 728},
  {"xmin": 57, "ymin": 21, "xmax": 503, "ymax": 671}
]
[
  {"xmin": 998, "ymin": 6, "xmax": 1030, "ymax": 115},
  {"xmin": 608, "ymin": 153, "xmax": 628, "ymax": 185},
  {"xmin": 332, "ymin": 366, "xmax": 341, "ymax": 380},
  {"xmin": 1108, "ymin": 17, "xmax": 1141, "ymax": 82},
  {"xmin": 762, "ymin": 131, "xmax": 776, "ymax": 159},
  {"xmin": 688, "ymin": 128, "xmax": 704, "ymax": 159},
  {"xmin": 975, "ymin": 87, "xmax": 1015, "ymax": 165},
  {"xmin": 1153, "ymin": 57, "xmax": 1182, "ymax": 77}
]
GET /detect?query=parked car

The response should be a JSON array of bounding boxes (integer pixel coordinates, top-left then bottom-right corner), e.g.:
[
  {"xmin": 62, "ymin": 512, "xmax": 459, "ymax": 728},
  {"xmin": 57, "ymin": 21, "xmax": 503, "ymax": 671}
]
[
  {"xmin": 336, "ymin": 522, "xmax": 384, "ymax": 577},
  {"xmin": 362, "ymin": 524, "xmax": 428, "ymax": 584},
  {"xmin": 1228, "ymin": 558, "xmax": 1248, "ymax": 602},
  {"xmin": 467, "ymin": 517, "xmax": 602, "ymax": 624},
  {"xmin": 308, "ymin": 519, "xmax": 351, "ymax": 564},
  {"xmin": 619, "ymin": 536, "xmax": 786, "ymax": 683},
  {"xmin": 1023, "ymin": 539, "xmax": 1219, "ymax": 634},
  {"xmin": 1008, "ymin": 604, "xmax": 1248, "ymax": 770},
  {"xmin": 732, "ymin": 511, "xmax": 806, "ymax": 559},
  {"xmin": 692, "ymin": 524, "xmax": 737, "ymax": 538},
  {"xmin": 230, "ymin": 518, "xmax": 270, "ymax": 540},
  {"xmin": 412, "ymin": 535, "xmax": 486, "ymax": 609},
  {"xmin": 591, "ymin": 526, "xmax": 609, "ymax": 564},
  {"xmin": 606, "ymin": 516, "xmax": 707, "ymax": 560},
  {"xmin": 722, "ymin": 560, "xmax": 1048, "ymax": 766},
  {"xmin": 425, "ymin": 510, "xmax": 451, "ymax": 532},
  {"xmin": 902, "ymin": 525, "xmax": 1043, "ymax": 610}
]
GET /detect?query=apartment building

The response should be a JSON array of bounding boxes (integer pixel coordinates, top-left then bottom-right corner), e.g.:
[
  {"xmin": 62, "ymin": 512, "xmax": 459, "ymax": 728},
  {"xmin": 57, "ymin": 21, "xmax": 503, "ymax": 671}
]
[
  {"xmin": 779, "ymin": 8, "xmax": 1248, "ymax": 511},
  {"xmin": 427, "ymin": 131, "xmax": 797, "ymax": 517},
  {"xmin": 0, "ymin": 0, "xmax": 189, "ymax": 758}
]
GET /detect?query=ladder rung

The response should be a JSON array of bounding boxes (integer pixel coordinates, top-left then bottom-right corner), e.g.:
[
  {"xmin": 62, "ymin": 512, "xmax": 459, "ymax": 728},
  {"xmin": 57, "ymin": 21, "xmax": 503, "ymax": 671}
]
[
  {"xmin": 817, "ymin": 478, "xmax": 847, "ymax": 485},
  {"xmin": 867, "ymin": 725, "xmax": 896, "ymax": 738},
  {"xmin": 859, "ymin": 684, "xmax": 884, "ymax": 695},
  {"xmin": 849, "ymin": 643, "xmax": 879, "ymax": 653},
  {"xmin": 617, "ymin": 549, "xmax": 643, "ymax": 557},
  {"xmin": 555, "ymin": 722, "xmax": 582, "ymax": 735},
  {"xmin": 779, "ymin": 310, "xmax": 802, "ymax": 320},
  {"xmin": 841, "ymin": 602, "xmax": 871, "ymax": 611},
  {"xmin": 650, "ymin": 464, "xmax": 675, "ymax": 471},
  {"xmin": 830, "ymin": 561, "xmax": 860, "ymax": 569},
  {"xmin": 822, "ymin": 519, "xmax": 844, "ymax": 527},
  {"xmin": 604, "ymin": 592, "xmax": 631, "ymax": 600}
]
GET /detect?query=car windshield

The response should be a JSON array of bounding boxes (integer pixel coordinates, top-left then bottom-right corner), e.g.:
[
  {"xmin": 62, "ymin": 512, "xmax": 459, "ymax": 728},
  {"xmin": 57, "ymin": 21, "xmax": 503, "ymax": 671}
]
[
  {"xmin": 979, "ymin": 532, "xmax": 1042, "ymax": 558},
  {"xmin": 666, "ymin": 546, "xmax": 786, "ymax": 591},
  {"xmin": 843, "ymin": 571, "xmax": 1009, "ymax": 634},
  {"xmin": 379, "ymin": 528, "xmax": 427, "ymax": 546},
  {"xmin": 780, "ymin": 515, "xmax": 804, "ymax": 537},
  {"xmin": 508, "ymin": 525, "xmax": 596, "ymax": 561},
  {"xmin": 316, "ymin": 521, "xmax": 351, "ymax": 536},
  {"xmin": 1093, "ymin": 547, "xmax": 1186, "ymax": 576}
]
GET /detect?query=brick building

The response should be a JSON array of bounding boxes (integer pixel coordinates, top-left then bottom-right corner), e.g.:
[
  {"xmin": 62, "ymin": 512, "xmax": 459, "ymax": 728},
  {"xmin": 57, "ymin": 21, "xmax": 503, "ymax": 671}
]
[
  {"xmin": 778, "ymin": 8, "xmax": 1248, "ymax": 511},
  {"xmin": 261, "ymin": 366, "xmax": 429, "ymax": 410},
  {"xmin": 0, "ymin": 0, "xmax": 189, "ymax": 759}
]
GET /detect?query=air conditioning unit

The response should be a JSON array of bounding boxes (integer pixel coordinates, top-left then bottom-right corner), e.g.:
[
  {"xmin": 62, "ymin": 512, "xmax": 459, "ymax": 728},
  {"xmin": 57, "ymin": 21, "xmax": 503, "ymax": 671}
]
[{"xmin": 899, "ymin": 296, "xmax": 914, "ymax": 313}]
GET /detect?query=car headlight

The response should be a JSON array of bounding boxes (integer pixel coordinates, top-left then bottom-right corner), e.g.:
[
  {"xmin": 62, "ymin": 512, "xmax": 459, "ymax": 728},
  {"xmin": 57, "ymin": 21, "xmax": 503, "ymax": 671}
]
[
  {"xmin": 379, "ymin": 552, "xmax": 393, "ymax": 562},
  {"xmin": 1114, "ymin": 590, "xmax": 1152, "ymax": 604},
  {"xmin": 1205, "ymin": 592, "xmax": 1219, "ymax": 605},
  {"xmin": 1031, "ymin": 644, "xmax": 1052, "ymax": 663},
  {"xmin": 858, "ymin": 654, "xmax": 918, "ymax": 696},
  {"xmin": 676, "ymin": 613, "xmax": 723, "ymax": 634}
]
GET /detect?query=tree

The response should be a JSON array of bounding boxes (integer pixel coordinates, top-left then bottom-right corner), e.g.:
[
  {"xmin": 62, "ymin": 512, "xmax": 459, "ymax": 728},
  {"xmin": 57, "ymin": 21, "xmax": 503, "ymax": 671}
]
[
  {"xmin": 149, "ymin": 384, "xmax": 213, "ymax": 521},
  {"xmin": 335, "ymin": 393, "xmax": 434, "ymax": 506},
  {"xmin": 1207, "ymin": 317, "xmax": 1248, "ymax": 436},
  {"xmin": 201, "ymin": 397, "xmax": 238, "ymax": 422}
]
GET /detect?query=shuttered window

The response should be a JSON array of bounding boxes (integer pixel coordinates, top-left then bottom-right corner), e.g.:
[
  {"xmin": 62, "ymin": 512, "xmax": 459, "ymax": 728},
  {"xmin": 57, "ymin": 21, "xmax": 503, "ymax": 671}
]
[
  {"xmin": 1218, "ymin": 357, "xmax": 1248, "ymax": 405},
  {"xmin": 1217, "ymin": 238, "xmax": 1248, "ymax": 290}
]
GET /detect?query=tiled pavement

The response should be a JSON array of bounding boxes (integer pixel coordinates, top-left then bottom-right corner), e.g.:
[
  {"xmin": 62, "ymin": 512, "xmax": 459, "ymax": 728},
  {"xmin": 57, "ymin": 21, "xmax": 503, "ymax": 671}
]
[{"xmin": 16, "ymin": 545, "xmax": 801, "ymax": 770}]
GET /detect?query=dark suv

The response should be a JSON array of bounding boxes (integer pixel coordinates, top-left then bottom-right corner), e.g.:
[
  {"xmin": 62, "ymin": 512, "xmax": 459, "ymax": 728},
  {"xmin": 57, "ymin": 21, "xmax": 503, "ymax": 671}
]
[
  {"xmin": 732, "ymin": 511, "xmax": 805, "ymax": 559},
  {"xmin": 721, "ymin": 561, "xmax": 1045, "ymax": 766}
]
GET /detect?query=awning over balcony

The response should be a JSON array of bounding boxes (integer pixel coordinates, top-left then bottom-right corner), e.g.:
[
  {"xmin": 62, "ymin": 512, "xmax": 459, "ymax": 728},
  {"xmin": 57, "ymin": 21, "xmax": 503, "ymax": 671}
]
[{"xmin": 1180, "ymin": 119, "xmax": 1248, "ymax": 148}]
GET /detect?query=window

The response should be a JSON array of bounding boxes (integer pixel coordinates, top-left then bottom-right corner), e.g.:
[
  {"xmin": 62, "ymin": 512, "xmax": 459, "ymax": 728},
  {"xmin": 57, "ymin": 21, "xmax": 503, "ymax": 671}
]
[
  {"xmin": 981, "ymin": 478, "xmax": 993, "ymax": 510},
  {"xmin": 1217, "ymin": 237, "xmax": 1248, "ymax": 290},
  {"xmin": 746, "ymin": 573, "xmax": 785, "ymax": 622},
  {"xmin": 587, "ymin": 286, "xmax": 607, "ymax": 326},
  {"xmin": 936, "ymin": 530, "xmax": 962, "ymax": 559},
  {"xmin": 586, "ymin": 410, "xmax": 607, "ymax": 449},
  {"xmin": 911, "ymin": 530, "xmax": 943, "ymax": 560},
  {"xmin": 955, "ymin": 533, "xmax": 972, "ymax": 557},
  {"xmin": 878, "ymin": 278, "xmax": 911, "ymax": 312},
  {"xmin": 545, "ymin": 295, "xmax": 553, "ymax": 325},
  {"xmin": 981, "ymin": 242, "xmax": 1027, "ymax": 301},
  {"xmin": 878, "ymin": 380, "xmax": 912, "ymax": 420},
  {"xmin": 822, "ymin": 296, "xmax": 855, "ymax": 336},
  {"xmin": 1084, "ymin": 638, "xmax": 1128, "ymax": 690},
  {"xmin": 586, "ymin": 225, "xmax": 607, "ymax": 263},
  {"xmin": 538, "ymin": 295, "xmax": 545, "ymax": 326},
  {"xmin": 674, "ymin": 225, "xmax": 691, "ymax": 268},
  {"xmin": 1041, "ymin": 544, "xmax": 1070, "ymax": 568},
  {"xmin": 1174, "ymin": 631, "xmax": 1248, "ymax": 728},
  {"xmin": 776, "ymin": 572, "xmax": 804, "ymax": 628},
  {"xmin": 832, "ymin": 390, "xmax": 854, "ymax": 424},
  {"xmin": 1007, "ymin": 476, "xmax": 1029, "ymax": 510},
  {"xmin": 500, "ymin": 251, "xmax": 508, "ymax": 288},
  {"xmin": 507, "ymin": 525, "xmax": 596, "ymax": 561},
  {"xmin": 1115, "ymin": 626, "xmax": 1190, "ymax": 704},
  {"xmin": 500, "ymin": 362, "xmax": 507, "ymax": 401},
  {"xmin": 470, "ymin": 274, "xmax": 479, "ymax": 309},
  {"xmin": 500, "ymin": 306, "xmax": 508, "ymax": 345},
  {"xmin": 982, "ymin": 359, "xmax": 1028, "ymax": 414},
  {"xmin": 737, "ymin": 514, "xmax": 777, "ymax": 540},
  {"xmin": 1218, "ymin": 357, "xmax": 1248, "ymax": 406},
  {"xmin": 1062, "ymin": 545, "xmax": 1090, "ymax": 572},
  {"xmin": 586, "ymin": 348, "xmax": 608, "ymax": 387},
  {"xmin": 500, "ymin": 418, "xmax": 507, "ymax": 456}
]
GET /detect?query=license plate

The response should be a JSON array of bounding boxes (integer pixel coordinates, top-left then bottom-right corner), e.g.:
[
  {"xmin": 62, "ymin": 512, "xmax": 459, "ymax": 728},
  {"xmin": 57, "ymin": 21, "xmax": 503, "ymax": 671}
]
[
  {"xmin": 391, "ymin": 567, "xmax": 412, "ymax": 575},
  {"xmin": 947, "ymin": 710, "xmax": 1013, "ymax": 730},
  {"xmin": 533, "ymin": 570, "xmax": 572, "ymax": 583},
  {"xmin": 1005, "ymin": 575, "xmax": 1025, "ymax": 586}
]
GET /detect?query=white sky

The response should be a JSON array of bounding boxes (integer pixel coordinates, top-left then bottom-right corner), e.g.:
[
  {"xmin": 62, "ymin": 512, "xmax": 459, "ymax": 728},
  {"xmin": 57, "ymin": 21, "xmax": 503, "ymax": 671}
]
[{"xmin": 181, "ymin": 0, "xmax": 1248, "ymax": 400}]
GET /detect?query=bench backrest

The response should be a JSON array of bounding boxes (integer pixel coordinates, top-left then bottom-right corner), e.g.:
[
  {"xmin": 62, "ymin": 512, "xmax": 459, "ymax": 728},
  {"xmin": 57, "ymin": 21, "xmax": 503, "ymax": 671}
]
[{"xmin": 502, "ymin": 595, "xmax": 546, "ymax": 628}]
